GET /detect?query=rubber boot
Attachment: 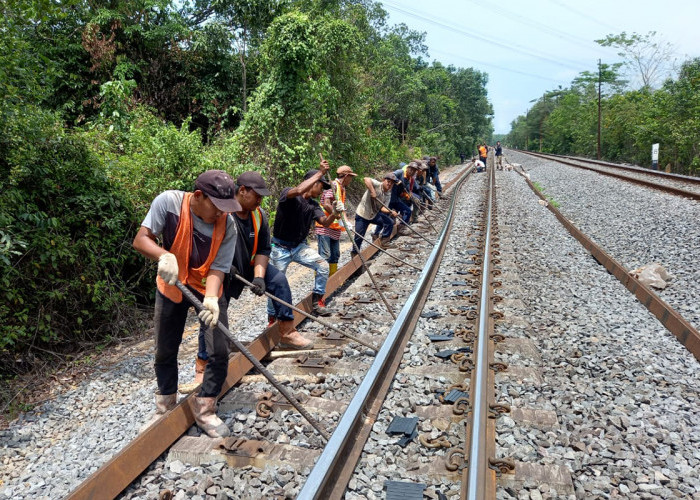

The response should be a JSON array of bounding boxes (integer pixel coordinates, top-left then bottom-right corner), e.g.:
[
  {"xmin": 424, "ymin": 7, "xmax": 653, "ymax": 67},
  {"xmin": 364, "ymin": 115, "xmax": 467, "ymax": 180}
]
[
  {"xmin": 179, "ymin": 357, "xmax": 209, "ymax": 394},
  {"xmin": 329, "ymin": 263, "xmax": 338, "ymax": 277},
  {"xmin": 140, "ymin": 393, "xmax": 177, "ymax": 432},
  {"xmin": 312, "ymin": 293, "xmax": 332, "ymax": 317},
  {"xmin": 193, "ymin": 396, "xmax": 230, "ymax": 438},
  {"xmin": 277, "ymin": 319, "xmax": 314, "ymax": 350}
]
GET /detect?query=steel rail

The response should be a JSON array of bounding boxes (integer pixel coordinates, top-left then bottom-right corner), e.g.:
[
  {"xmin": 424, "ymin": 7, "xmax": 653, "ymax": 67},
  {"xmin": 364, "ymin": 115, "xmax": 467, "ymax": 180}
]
[
  {"xmin": 65, "ymin": 218, "xmax": 394, "ymax": 500},
  {"xmin": 517, "ymin": 170, "xmax": 700, "ymax": 361},
  {"xmin": 66, "ymin": 165, "xmax": 472, "ymax": 500},
  {"xmin": 297, "ymin": 167, "xmax": 472, "ymax": 500},
  {"xmin": 547, "ymin": 152, "xmax": 700, "ymax": 183},
  {"xmin": 464, "ymin": 159, "xmax": 497, "ymax": 499},
  {"xmin": 516, "ymin": 150, "xmax": 700, "ymax": 200}
]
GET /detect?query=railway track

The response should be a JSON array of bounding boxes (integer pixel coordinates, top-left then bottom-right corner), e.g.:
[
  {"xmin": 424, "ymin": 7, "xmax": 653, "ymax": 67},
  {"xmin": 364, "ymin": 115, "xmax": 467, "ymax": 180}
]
[
  {"xmin": 514, "ymin": 150, "xmax": 700, "ymax": 199},
  {"xmin": 2, "ymin": 153, "xmax": 699, "ymax": 499}
]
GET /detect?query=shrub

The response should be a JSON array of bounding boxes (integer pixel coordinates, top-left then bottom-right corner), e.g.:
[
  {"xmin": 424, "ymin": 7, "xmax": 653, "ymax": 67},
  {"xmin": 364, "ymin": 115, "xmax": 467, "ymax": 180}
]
[{"xmin": 0, "ymin": 103, "xmax": 146, "ymax": 375}]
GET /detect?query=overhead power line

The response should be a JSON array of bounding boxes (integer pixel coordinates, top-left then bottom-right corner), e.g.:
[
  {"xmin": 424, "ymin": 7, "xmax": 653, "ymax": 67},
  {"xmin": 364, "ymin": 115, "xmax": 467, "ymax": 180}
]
[
  {"xmin": 381, "ymin": 0, "xmax": 586, "ymax": 72},
  {"xmin": 429, "ymin": 48, "xmax": 572, "ymax": 85},
  {"xmin": 466, "ymin": 0, "xmax": 606, "ymax": 52}
]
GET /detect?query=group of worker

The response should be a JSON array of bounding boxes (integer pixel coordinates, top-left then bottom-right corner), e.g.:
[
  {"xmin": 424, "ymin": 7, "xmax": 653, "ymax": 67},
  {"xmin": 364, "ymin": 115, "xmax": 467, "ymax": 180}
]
[
  {"xmin": 472, "ymin": 141, "xmax": 504, "ymax": 172},
  {"xmin": 132, "ymin": 155, "xmax": 443, "ymax": 438}
]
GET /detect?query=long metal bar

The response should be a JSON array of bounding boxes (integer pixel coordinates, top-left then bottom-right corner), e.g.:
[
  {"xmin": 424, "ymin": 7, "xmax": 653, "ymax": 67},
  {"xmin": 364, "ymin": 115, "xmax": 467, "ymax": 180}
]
[
  {"xmin": 374, "ymin": 197, "xmax": 437, "ymax": 245},
  {"xmin": 233, "ymin": 274, "xmax": 379, "ymax": 352},
  {"xmin": 297, "ymin": 167, "xmax": 471, "ymax": 499},
  {"xmin": 465, "ymin": 163, "xmax": 496, "ymax": 499},
  {"xmin": 338, "ymin": 212, "xmax": 397, "ymax": 320},
  {"xmin": 175, "ymin": 282, "xmax": 331, "ymax": 441},
  {"xmin": 345, "ymin": 226, "xmax": 423, "ymax": 271}
]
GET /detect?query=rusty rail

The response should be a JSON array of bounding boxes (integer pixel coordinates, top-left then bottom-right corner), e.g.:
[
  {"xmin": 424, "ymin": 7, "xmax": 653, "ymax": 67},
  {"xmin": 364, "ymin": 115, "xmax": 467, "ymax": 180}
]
[
  {"xmin": 517, "ymin": 169, "xmax": 700, "ymax": 361},
  {"xmin": 297, "ymin": 166, "xmax": 473, "ymax": 500},
  {"xmin": 66, "ymin": 164, "xmax": 471, "ymax": 500},
  {"xmin": 516, "ymin": 150, "xmax": 700, "ymax": 201}
]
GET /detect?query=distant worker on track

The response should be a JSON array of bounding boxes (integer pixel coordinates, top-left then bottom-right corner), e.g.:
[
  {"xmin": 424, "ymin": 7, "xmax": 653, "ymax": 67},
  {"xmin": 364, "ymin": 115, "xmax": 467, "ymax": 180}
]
[
  {"xmin": 133, "ymin": 170, "xmax": 241, "ymax": 438},
  {"xmin": 495, "ymin": 141, "xmax": 503, "ymax": 169},
  {"xmin": 478, "ymin": 143, "xmax": 488, "ymax": 166}
]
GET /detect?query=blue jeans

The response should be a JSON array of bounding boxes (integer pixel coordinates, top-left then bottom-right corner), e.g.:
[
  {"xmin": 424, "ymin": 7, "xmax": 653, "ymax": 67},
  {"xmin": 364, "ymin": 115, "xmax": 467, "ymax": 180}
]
[
  {"xmin": 317, "ymin": 234, "xmax": 340, "ymax": 264},
  {"xmin": 266, "ymin": 240, "xmax": 329, "ymax": 316},
  {"xmin": 198, "ymin": 264, "xmax": 294, "ymax": 361},
  {"xmin": 389, "ymin": 199, "xmax": 411, "ymax": 224},
  {"xmin": 428, "ymin": 169, "xmax": 442, "ymax": 192},
  {"xmin": 354, "ymin": 212, "xmax": 394, "ymax": 250}
]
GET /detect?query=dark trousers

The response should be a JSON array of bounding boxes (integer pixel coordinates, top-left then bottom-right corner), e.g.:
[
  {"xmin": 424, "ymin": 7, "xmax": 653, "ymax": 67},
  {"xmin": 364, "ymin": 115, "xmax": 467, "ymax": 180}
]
[
  {"xmin": 154, "ymin": 288, "xmax": 229, "ymax": 398},
  {"xmin": 354, "ymin": 212, "xmax": 394, "ymax": 250},
  {"xmin": 428, "ymin": 169, "xmax": 442, "ymax": 192},
  {"xmin": 389, "ymin": 199, "xmax": 411, "ymax": 224}
]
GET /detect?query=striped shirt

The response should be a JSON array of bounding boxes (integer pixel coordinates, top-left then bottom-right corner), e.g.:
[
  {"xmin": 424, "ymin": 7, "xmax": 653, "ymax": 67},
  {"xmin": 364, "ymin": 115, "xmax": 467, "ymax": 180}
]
[{"xmin": 315, "ymin": 188, "xmax": 342, "ymax": 240}]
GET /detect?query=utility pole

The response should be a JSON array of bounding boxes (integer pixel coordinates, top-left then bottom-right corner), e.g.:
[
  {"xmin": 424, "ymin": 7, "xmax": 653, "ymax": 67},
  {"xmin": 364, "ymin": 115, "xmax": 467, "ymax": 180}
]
[{"xmin": 597, "ymin": 59, "xmax": 602, "ymax": 160}]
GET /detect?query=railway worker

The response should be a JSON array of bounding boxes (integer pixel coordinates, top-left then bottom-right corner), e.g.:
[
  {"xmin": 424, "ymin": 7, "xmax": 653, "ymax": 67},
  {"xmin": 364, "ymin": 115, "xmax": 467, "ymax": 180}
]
[
  {"xmin": 427, "ymin": 156, "xmax": 442, "ymax": 195},
  {"xmin": 315, "ymin": 165, "xmax": 357, "ymax": 277},
  {"xmin": 474, "ymin": 157, "xmax": 485, "ymax": 173},
  {"xmin": 495, "ymin": 141, "xmax": 503, "ymax": 169},
  {"xmin": 352, "ymin": 172, "xmax": 400, "ymax": 254},
  {"xmin": 189, "ymin": 172, "xmax": 313, "ymax": 385},
  {"xmin": 393, "ymin": 161, "xmax": 423, "ymax": 223},
  {"xmin": 133, "ymin": 169, "xmax": 240, "ymax": 438},
  {"xmin": 267, "ymin": 159, "xmax": 343, "ymax": 317},
  {"xmin": 389, "ymin": 162, "xmax": 412, "ymax": 228},
  {"xmin": 460, "ymin": 152, "xmax": 466, "ymax": 164},
  {"xmin": 478, "ymin": 143, "xmax": 488, "ymax": 165},
  {"xmin": 415, "ymin": 162, "xmax": 436, "ymax": 208}
]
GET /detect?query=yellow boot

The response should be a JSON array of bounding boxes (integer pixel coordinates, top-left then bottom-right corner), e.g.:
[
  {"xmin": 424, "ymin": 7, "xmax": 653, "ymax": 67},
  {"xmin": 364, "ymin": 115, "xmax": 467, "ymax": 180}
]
[{"xmin": 329, "ymin": 263, "xmax": 338, "ymax": 277}]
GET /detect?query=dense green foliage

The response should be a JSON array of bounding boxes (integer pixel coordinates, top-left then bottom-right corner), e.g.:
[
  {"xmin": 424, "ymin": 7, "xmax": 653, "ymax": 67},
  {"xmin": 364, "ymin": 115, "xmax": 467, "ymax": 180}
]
[
  {"xmin": 505, "ymin": 33, "xmax": 699, "ymax": 175},
  {"xmin": 0, "ymin": 0, "xmax": 492, "ymax": 374}
]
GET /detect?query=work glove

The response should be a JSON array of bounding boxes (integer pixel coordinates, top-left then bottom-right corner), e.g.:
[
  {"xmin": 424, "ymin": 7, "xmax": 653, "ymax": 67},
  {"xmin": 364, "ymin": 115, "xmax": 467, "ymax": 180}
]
[
  {"xmin": 250, "ymin": 277, "xmax": 266, "ymax": 296},
  {"xmin": 335, "ymin": 201, "xmax": 346, "ymax": 212},
  {"xmin": 198, "ymin": 296, "xmax": 220, "ymax": 328},
  {"xmin": 157, "ymin": 253, "xmax": 178, "ymax": 285}
]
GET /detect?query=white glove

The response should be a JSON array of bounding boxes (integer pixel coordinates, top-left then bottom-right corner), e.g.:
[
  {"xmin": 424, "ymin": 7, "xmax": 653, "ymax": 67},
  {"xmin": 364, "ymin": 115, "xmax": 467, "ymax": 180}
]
[
  {"xmin": 157, "ymin": 253, "xmax": 179, "ymax": 285},
  {"xmin": 335, "ymin": 201, "xmax": 346, "ymax": 212},
  {"xmin": 198, "ymin": 296, "xmax": 220, "ymax": 328}
]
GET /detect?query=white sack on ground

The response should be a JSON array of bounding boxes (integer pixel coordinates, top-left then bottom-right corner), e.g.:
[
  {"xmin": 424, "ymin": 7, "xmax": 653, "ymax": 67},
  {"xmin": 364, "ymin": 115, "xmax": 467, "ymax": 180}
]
[{"xmin": 630, "ymin": 263, "xmax": 673, "ymax": 289}]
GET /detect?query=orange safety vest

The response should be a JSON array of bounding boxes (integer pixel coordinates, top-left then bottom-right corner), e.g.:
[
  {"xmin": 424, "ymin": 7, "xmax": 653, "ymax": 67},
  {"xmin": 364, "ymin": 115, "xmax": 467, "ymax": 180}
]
[
  {"xmin": 479, "ymin": 146, "xmax": 487, "ymax": 157},
  {"xmin": 249, "ymin": 208, "xmax": 262, "ymax": 264},
  {"xmin": 156, "ymin": 192, "xmax": 226, "ymax": 303},
  {"xmin": 315, "ymin": 180, "xmax": 346, "ymax": 232}
]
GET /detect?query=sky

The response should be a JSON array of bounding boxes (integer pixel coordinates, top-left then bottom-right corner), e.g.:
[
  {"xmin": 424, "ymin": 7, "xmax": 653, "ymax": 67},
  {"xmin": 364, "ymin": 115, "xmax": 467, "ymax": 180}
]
[{"xmin": 379, "ymin": 0, "xmax": 700, "ymax": 134}]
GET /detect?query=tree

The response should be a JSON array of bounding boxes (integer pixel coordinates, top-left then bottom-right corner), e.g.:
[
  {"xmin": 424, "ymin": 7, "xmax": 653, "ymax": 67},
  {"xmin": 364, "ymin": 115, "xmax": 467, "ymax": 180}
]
[{"xmin": 596, "ymin": 31, "xmax": 677, "ymax": 89}]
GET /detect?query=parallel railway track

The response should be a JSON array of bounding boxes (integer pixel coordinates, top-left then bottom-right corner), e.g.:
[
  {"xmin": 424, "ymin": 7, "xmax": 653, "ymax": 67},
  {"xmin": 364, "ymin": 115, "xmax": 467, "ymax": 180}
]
[{"xmin": 5, "ymin": 152, "xmax": 699, "ymax": 500}]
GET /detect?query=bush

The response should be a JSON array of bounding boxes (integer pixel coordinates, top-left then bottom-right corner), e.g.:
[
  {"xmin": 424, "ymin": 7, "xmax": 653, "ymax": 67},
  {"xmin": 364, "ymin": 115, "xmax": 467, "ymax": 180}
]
[{"xmin": 0, "ymin": 103, "xmax": 146, "ymax": 376}]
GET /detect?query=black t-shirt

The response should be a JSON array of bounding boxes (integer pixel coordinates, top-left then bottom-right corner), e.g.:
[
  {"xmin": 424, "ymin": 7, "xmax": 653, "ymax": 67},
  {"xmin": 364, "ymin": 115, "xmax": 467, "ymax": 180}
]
[
  {"xmin": 272, "ymin": 187, "xmax": 325, "ymax": 246},
  {"xmin": 226, "ymin": 210, "xmax": 272, "ymax": 300}
]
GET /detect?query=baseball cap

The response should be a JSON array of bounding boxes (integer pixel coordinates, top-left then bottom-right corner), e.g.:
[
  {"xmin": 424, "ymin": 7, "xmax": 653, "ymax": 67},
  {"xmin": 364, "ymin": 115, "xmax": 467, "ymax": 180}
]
[
  {"xmin": 383, "ymin": 172, "xmax": 399, "ymax": 183},
  {"xmin": 236, "ymin": 171, "xmax": 271, "ymax": 196},
  {"xmin": 336, "ymin": 165, "xmax": 357, "ymax": 177},
  {"xmin": 304, "ymin": 169, "xmax": 332, "ymax": 189},
  {"xmin": 195, "ymin": 170, "xmax": 242, "ymax": 213}
]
